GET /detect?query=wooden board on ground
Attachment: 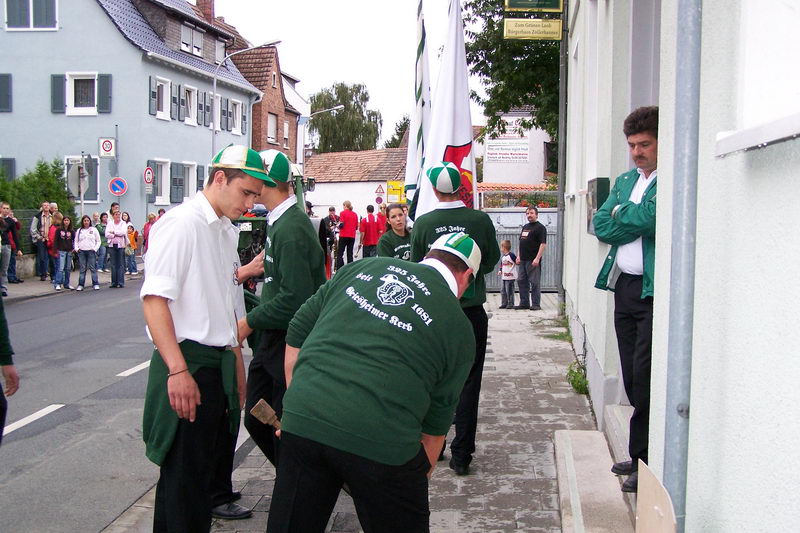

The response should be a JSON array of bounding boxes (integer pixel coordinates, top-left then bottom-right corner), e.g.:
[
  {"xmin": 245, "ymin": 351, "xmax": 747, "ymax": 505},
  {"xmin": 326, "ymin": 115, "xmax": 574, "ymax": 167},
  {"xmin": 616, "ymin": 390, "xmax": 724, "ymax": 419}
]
[{"xmin": 635, "ymin": 461, "xmax": 677, "ymax": 533}]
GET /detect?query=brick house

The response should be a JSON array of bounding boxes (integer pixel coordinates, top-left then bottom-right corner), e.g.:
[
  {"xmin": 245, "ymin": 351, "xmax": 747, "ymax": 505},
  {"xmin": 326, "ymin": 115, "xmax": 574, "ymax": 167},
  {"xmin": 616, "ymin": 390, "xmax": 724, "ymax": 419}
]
[{"xmin": 194, "ymin": 0, "xmax": 300, "ymax": 160}]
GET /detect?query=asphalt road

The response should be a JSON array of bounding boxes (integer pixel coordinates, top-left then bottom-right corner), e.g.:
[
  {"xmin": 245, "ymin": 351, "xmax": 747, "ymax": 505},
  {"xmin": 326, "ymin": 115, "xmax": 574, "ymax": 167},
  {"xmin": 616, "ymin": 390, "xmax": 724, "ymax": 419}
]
[{"xmin": 0, "ymin": 279, "xmax": 160, "ymax": 532}]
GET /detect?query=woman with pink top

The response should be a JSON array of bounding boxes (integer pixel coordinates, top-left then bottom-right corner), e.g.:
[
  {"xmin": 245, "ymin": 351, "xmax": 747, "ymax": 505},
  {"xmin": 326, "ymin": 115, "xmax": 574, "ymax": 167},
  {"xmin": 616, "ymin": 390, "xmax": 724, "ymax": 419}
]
[{"xmin": 104, "ymin": 210, "xmax": 128, "ymax": 288}]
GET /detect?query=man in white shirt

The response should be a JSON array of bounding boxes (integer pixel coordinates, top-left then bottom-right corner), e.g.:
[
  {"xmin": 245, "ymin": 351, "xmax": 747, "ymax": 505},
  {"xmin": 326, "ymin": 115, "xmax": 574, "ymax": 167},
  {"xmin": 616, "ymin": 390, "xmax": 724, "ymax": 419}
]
[
  {"xmin": 140, "ymin": 145, "xmax": 274, "ymax": 533},
  {"xmin": 592, "ymin": 106, "xmax": 659, "ymax": 493}
]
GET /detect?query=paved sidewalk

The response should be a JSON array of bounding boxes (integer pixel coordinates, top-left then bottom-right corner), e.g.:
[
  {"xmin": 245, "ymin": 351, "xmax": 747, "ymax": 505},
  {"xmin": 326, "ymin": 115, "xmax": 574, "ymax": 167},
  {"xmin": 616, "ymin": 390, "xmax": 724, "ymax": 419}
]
[{"xmin": 103, "ymin": 292, "xmax": 595, "ymax": 532}]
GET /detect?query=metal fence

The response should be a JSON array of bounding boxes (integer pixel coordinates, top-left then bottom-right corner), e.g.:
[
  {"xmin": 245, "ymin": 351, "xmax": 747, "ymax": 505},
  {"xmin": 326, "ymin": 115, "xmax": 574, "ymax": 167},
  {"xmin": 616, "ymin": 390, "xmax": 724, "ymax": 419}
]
[{"xmin": 484, "ymin": 227, "xmax": 560, "ymax": 293}]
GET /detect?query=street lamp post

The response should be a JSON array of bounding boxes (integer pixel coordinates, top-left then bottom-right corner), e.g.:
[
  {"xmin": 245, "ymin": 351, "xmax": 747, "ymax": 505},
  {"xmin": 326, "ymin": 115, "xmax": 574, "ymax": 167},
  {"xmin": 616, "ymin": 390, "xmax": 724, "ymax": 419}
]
[
  {"xmin": 211, "ymin": 40, "xmax": 280, "ymax": 157},
  {"xmin": 299, "ymin": 104, "xmax": 344, "ymax": 169}
]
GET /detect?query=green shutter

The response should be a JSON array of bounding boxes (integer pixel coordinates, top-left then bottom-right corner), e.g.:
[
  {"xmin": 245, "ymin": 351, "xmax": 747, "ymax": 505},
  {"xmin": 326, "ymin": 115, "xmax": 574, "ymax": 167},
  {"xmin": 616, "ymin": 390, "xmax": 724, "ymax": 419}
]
[
  {"xmin": 149, "ymin": 77, "xmax": 157, "ymax": 116},
  {"xmin": 0, "ymin": 75, "xmax": 11, "ymax": 112},
  {"xmin": 197, "ymin": 165, "xmax": 205, "ymax": 191},
  {"xmin": 170, "ymin": 82, "xmax": 178, "ymax": 120},
  {"xmin": 146, "ymin": 160, "xmax": 156, "ymax": 203},
  {"xmin": 204, "ymin": 92, "xmax": 211, "ymax": 127},
  {"xmin": 220, "ymin": 97, "xmax": 228, "ymax": 131},
  {"xmin": 197, "ymin": 90, "xmax": 204, "ymax": 125},
  {"xmin": 98, "ymin": 74, "xmax": 112, "ymax": 113},
  {"xmin": 241, "ymin": 102, "xmax": 247, "ymax": 135},
  {"xmin": 178, "ymin": 85, "xmax": 185, "ymax": 121},
  {"xmin": 51, "ymin": 74, "xmax": 65, "ymax": 113},
  {"xmin": 170, "ymin": 163, "xmax": 184, "ymax": 203},
  {"xmin": 227, "ymin": 99, "xmax": 233, "ymax": 131},
  {"xmin": 0, "ymin": 159, "xmax": 16, "ymax": 181}
]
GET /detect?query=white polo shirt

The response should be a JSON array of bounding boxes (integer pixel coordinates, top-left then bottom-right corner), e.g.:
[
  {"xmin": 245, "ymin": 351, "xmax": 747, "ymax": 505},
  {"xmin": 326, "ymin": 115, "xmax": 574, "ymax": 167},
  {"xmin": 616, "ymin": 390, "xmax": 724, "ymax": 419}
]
[
  {"xmin": 615, "ymin": 169, "xmax": 657, "ymax": 275},
  {"xmin": 140, "ymin": 192, "xmax": 245, "ymax": 347}
]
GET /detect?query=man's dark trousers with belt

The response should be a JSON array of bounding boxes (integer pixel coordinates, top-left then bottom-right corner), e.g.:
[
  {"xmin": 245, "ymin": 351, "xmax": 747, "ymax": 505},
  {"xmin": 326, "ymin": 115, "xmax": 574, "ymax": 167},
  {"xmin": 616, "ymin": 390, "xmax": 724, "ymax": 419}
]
[
  {"xmin": 613, "ymin": 273, "xmax": 652, "ymax": 465},
  {"xmin": 244, "ymin": 329, "xmax": 287, "ymax": 466}
]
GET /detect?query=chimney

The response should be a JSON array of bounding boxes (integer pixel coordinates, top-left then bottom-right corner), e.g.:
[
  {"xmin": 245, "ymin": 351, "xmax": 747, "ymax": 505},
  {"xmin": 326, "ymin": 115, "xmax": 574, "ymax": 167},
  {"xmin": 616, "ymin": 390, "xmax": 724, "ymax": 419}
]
[{"xmin": 196, "ymin": 0, "xmax": 214, "ymax": 22}]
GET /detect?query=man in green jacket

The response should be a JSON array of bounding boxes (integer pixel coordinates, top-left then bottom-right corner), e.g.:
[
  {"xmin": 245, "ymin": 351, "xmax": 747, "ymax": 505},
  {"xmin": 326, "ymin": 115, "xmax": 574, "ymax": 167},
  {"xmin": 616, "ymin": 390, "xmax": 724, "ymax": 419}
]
[
  {"xmin": 267, "ymin": 232, "xmax": 480, "ymax": 533},
  {"xmin": 0, "ymin": 296, "xmax": 19, "ymax": 448},
  {"xmin": 592, "ymin": 106, "xmax": 658, "ymax": 493},
  {"xmin": 237, "ymin": 149, "xmax": 326, "ymax": 468},
  {"xmin": 410, "ymin": 162, "xmax": 500, "ymax": 476}
]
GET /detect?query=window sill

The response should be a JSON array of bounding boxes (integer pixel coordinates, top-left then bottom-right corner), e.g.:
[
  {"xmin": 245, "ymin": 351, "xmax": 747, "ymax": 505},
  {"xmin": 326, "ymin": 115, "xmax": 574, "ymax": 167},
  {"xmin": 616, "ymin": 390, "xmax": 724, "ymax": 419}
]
[
  {"xmin": 232, "ymin": 129, "xmax": 242, "ymax": 136},
  {"xmin": 184, "ymin": 118, "xmax": 197, "ymax": 127},
  {"xmin": 154, "ymin": 197, "xmax": 170, "ymax": 206},
  {"xmin": 715, "ymin": 112, "xmax": 800, "ymax": 157},
  {"xmin": 5, "ymin": 27, "xmax": 58, "ymax": 32},
  {"xmin": 156, "ymin": 113, "xmax": 170, "ymax": 122},
  {"xmin": 67, "ymin": 108, "xmax": 98, "ymax": 117}
]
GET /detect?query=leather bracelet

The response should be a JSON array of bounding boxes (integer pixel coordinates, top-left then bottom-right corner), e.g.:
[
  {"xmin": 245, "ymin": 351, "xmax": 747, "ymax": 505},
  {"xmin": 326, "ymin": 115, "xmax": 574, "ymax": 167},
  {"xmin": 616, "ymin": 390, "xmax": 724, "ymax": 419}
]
[{"xmin": 168, "ymin": 368, "xmax": 189, "ymax": 378}]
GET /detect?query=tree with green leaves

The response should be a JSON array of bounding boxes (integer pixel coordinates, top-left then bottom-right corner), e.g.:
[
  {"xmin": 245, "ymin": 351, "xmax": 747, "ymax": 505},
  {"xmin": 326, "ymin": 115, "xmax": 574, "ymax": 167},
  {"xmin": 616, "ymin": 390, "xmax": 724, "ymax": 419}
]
[
  {"xmin": 383, "ymin": 115, "xmax": 410, "ymax": 148},
  {"xmin": 464, "ymin": 0, "xmax": 560, "ymax": 139},
  {"xmin": 0, "ymin": 159, "xmax": 74, "ymax": 213},
  {"xmin": 309, "ymin": 83, "xmax": 382, "ymax": 153}
]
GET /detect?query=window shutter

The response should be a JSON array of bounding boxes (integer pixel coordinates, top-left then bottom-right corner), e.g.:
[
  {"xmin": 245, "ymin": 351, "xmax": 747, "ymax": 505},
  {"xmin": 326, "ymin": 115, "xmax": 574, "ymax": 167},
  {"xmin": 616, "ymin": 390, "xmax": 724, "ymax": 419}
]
[
  {"xmin": 178, "ymin": 85, "xmax": 185, "ymax": 121},
  {"xmin": 33, "ymin": 0, "xmax": 56, "ymax": 28},
  {"xmin": 51, "ymin": 74, "xmax": 65, "ymax": 113},
  {"xmin": 148, "ymin": 76, "xmax": 157, "ymax": 116},
  {"xmin": 85, "ymin": 157, "xmax": 99, "ymax": 201},
  {"xmin": 170, "ymin": 82, "xmax": 178, "ymax": 120},
  {"xmin": 0, "ymin": 158, "xmax": 15, "ymax": 181},
  {"xmin": 146, "ymin": 160, "xmax": 157, "ymax": 203},
  {"xmin": 197, "ymin": 165, "xmax": 205, "ymax": 191},
  {"xmin": 0, "ymin": 74, "xmax": 11, "ymax": 112},
  {"xmin": 241, "ymin": 103, "xmax": 247, "ymax": 135},
  {"xmin": 227, "ymin": 99, "xmax": 233, "ymax": 131},
  {"xmin": 7, "ymin": 0, "xmax": 27, "ymax": 28},
  {"xmin": 204, "ymin": 92, "xmax": 211, "ymax": 127},
  {"xmin": 197, "ymin": 90, "xmax": 204, "ymax": 125},
  {"xmin": 220, "ymin": 97, "xmax": 228, "ymax": 131},
  {"xmin": 170, "ymin": 163, "xmax": 184, "ymax": 203},
  {"xmin": 97, "ymin": 74, "xmax": 112, "ymax": 113}
]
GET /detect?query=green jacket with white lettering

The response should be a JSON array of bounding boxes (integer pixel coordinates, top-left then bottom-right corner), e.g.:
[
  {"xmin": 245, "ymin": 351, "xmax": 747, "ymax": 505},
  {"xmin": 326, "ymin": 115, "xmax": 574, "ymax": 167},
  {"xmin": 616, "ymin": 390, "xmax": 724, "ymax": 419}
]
[
  {"xmin": 410, "ymin": 206, "xmax": 500, "ymax": 308},
  {"xmin": 283, "ymin": 258, "xmax": 474, "ymax": 465},
  {"xmin": 593, "ymin": 168, "xmax": 657, "ymax": 298},
  {"xmin": 377, "ymin": 230, "xmax": 411, "ymax": 260}
]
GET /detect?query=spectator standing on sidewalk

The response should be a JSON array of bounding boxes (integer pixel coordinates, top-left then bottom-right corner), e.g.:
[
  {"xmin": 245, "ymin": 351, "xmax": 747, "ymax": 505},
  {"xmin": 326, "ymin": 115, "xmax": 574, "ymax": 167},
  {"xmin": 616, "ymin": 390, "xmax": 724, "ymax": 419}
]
[
  {"xmin": 53, "ymin": 214, "xmax": 75, "ymax": 291},
  {"xmin": 74, "ymin": 215, "xmax": 101, "ymax": 291},
  {"xmin": 96, "ymin": 212, "xmax": 109, "ymax": 272},
  {"xmin": 267, "ymin": 233, "xmax": 479, "ymax": 533},
  {"xmin": 105, "ymin": 210, "xmax": 128, "ymax": 288},
  {"xmin": 515, "ymin": 206, "xmax": 547, "ymax": 310},
  {"xmin": 142, "ymin": 213, "xmax": 157, "ymax": 255},
  {"xmin": 0, "ymin": 203, "xmax": 22, "ymax": 296},
  {"xmin": 30, "ymin": 201, "xmax": 52, "ymax": 281},
  {"xmin": 377, "ymin": 203, "xmax": 388, "ymax": 238},
  {"xmin": 377, "ymin": 203, "xmax": 411, "ymax": 260},
  {"xmin": 410, "ymin": 162, "xmax": 500, "ymax": 476},
  {"xmin": 121, "ymin": 211, "xmax": 131, "ymax": 225},
  {"xmin": 46, "ymin": 213, "xmax": 60, "ymax": 284},
  {"xmin": 0, "ymin": 295, "xmax": 19, "ymax": 447},
  {"xmin": 498, "ymin": 240, "xmax": 517, "ymax": 309},
  {"xmin": 125, "ymin": 224, "xmax": 139, "ymax": 275},
  {"xmin": 357, "ymin": 204, "xmax": 380, "ymax": 258},
  {"xmin": 6, "ymin": 209, "xmax": 23, "ymax": 285},
  {"xmin": 336, "ymin": 201, "xmax": 358, "ymax": 269}
]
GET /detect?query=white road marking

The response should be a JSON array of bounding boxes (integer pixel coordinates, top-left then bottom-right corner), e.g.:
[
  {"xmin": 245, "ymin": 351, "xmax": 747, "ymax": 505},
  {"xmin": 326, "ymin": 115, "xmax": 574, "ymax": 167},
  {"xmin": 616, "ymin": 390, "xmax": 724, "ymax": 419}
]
[
  {"xmin": 117, "ymin": 360, "xmax": 151, "ymax": 377},
  {"xmin": 3, "ymin": 404, "xmax": 65, "ymax": 435}
]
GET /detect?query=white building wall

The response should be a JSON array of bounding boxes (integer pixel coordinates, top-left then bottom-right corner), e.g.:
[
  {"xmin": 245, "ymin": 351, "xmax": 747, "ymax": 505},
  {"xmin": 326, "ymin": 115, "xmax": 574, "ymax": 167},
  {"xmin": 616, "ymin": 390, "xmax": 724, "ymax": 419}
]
[{"xmin": 305, "ymin": 181, "xmax": 387, "ymax": 220}]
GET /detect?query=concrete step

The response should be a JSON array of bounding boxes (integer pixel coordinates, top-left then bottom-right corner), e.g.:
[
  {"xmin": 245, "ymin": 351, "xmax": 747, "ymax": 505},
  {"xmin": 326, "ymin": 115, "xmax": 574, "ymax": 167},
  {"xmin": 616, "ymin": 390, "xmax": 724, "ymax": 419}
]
[
  {"xmin": 555, "ymin": 430, "xmax": 634, "ymax": 533},
  {"xmin": 603, "ymin": 404, "xmax": 633, "ymax": 464}
]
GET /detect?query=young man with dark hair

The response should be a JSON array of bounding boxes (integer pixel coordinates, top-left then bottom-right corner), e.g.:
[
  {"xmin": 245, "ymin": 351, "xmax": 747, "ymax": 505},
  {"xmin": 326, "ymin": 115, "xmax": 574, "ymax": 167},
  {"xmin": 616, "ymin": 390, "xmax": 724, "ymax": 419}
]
[
  {"xmin": 358, "ymin": 204, "xmax": 380, "ymax": 258},
  {"xmin": 267, "ymin": 232, "xmax": 480, "ymax": 533},
  {"xmin": 410, "ymin": 162, "xmax": 501, "ymax": 476},
  {"xmin": 515, "ymin": 205, "xmax": 547, "ymax": 310},
  {"xmin": 140, "ymin": 145, "xmax": 274, "ymax": 532},
  {"xmin": 592, "ymin": 105, "xmax": 659, "ymax": 493}
]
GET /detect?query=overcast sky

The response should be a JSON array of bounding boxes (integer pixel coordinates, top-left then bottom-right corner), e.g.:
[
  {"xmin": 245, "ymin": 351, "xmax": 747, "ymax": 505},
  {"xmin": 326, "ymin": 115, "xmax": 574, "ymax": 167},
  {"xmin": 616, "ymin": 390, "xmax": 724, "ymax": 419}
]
[{"xmin": 211, "ymin": 0, "xmax": 486, "ymax": 144}]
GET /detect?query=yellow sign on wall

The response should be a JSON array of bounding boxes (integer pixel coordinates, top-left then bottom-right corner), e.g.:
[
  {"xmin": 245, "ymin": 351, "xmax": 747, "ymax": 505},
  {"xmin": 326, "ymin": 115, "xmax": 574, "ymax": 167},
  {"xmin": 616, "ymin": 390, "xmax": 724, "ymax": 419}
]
[
  {"xmin": 386, "ymin": 181, "xmax": 406, "ymax": 204},
  {"xmin": 503, "ymin": 18, "xmax": 562, "ymax": 40}
]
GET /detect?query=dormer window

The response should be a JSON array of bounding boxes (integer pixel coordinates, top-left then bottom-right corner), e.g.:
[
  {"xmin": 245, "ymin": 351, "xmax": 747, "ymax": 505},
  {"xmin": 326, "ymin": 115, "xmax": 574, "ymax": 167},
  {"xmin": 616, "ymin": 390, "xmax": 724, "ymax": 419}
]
[
  {"xmin": 215, "ymin": 40, "xmax": 225, "ymax": 64},
  {"xmin": 180, "ymin": 24, "xmax": 204, "ymax": 57}
]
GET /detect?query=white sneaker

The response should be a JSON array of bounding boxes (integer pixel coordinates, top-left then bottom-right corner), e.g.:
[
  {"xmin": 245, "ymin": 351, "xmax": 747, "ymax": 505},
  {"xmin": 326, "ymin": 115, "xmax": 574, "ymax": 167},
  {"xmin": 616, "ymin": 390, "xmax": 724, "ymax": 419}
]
[
  {"xmin": 93, "ymin": 285, "xmax": 100, "ymax": 290},
  {"xmin": 68, "ymin": 285, "xmax": 75, "ymax": 290},
  {"xmin": 76, "ymin": 286, "xmax": 83, "ymax": 291},
  {"xmin": 55, "ymin": 285, "xmax": 62, "ymax": 291}
]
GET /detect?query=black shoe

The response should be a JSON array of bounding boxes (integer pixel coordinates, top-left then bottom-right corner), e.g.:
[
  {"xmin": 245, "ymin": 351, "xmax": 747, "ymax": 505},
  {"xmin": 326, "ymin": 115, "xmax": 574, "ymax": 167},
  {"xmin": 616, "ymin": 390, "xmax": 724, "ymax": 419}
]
[
  {"xmin": 499, "ymin": 304, "xmax": 507, "ymax": 309},
  {"xmin": 40, "ymin": 276, "xmax": 47, "ymax": 281},
  {"xmin": 211, "ymin": 502, "xmax": 252, "ymax": 520},
  {"xmin": 611, "ymin": 460, "xmax": 636, "ymax": 476},
  {"xmin": 530, "ymin": 305, "xmax": 542, "ymax": 310},
  {"xmin": 449, "ymin": 458, "xmax": 469, "ymax": 476},
  {"xmin": 621, "ymin": 471, "xmax": 638, "ymax": 493},
  {"xmin": 513, "ymin": 305, "xmax": 528, "ymax": 310}
]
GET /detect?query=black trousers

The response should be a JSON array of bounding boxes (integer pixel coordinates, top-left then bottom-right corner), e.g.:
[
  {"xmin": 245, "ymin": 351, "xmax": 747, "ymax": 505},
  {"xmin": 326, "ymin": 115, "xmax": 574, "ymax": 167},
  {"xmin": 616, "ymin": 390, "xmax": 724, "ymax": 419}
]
[
  {"xmin": 450, "ymin": 305, "xmax": 489, "ymax": 465},
  {"xmin": 0, "ymin": 391, "xmax": 6, "ymax": 448},
  {"xmin": 153, "ymin": 367, "xmax": 228, "ymax": 533},
  {"xmin": 244, "ymin": 329, "xmax": 287, "ymax": 467},
  {"xmin": 336, "ymin": 237, "xmax": 355, "ymax": 268},
  {"xmin": 267, "ymin": 432, "xmax": 430, "ymax": 533},
  {"xmin": 613, "ymin": 273, "xmax": 653, "ymax": 464},
  {"xmin": 208, "ymin": 416, "xmax": 238, "ymax": 507}
]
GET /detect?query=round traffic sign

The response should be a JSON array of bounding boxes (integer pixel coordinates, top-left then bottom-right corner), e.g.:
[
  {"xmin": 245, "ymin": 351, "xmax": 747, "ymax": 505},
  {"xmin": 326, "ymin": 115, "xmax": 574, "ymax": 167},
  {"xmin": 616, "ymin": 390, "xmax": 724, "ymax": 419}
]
[
  {"xmin": 143, "ymin": 167, "xmax": 154, "ymax": 184},
  {"xmin": 375, "ymin": 197, "xmax": 383, "ymax": 204},
  {"xmin": 109, "ymin": 177, "xmax": 128, "ymax": 196},
  {"xmin": 102, "ymin": 140, "xmax": 113, "ymax": 153}
]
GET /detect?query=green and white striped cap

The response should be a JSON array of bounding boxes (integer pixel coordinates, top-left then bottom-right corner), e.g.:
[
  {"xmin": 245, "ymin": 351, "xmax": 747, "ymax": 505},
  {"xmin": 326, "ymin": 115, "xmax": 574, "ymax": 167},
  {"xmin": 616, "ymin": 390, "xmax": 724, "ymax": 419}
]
[
  {"xmin": 430, "ymin": 232, "xmax": 481, "ymax": 274},
  {"xmin": 211, "ymin": 144, "xmax": 274, "ymax": 185},
  {"xmin": 259, "ymin": 149, "xmax": 292, "ymax": 183},
  {"xmin": 426, "ymin": 162, "xmax": 462, "ymax": 194}
]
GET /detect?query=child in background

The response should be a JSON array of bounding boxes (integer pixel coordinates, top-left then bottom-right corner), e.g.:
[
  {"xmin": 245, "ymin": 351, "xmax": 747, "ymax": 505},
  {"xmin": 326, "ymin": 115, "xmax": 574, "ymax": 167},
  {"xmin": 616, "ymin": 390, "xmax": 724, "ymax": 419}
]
[
  {"xmin": 125, "ymin": 224, "xmax": 138, "ymax": 275},
  {"xmin": 499, "ymin": 239, "xmax": 517, "ymax": 309}
]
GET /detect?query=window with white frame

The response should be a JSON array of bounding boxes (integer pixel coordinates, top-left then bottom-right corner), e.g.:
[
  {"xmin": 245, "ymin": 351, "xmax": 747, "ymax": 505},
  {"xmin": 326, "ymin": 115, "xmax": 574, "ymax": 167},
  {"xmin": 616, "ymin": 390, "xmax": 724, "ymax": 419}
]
[
  {"xmin": 283, "ymin": 121, "xmax": 290, "ymax": 148},
  {"xmin": 156, "ymin": 77, "xmax": 170, "ymax": 121},
  {"xmin": 180, "ymin": 25, "xmax": 204, "ymax": 57},
  {"xmin": 183, "ymin": 162, "xmax": 197, "ymax": 200},
  {"xmin": 268, "ymin": 113, "xmax": 278, "ymax": 143},
  {"xmin": 215, "ymin": 40, "xmax": 225, "ymax": 64},
  {"xmin": 5, "ymin": 0, "xmax": 57, "ymax": 30},
  {"xmin": 231, "ymin": 100, "xmax": 242, "ymax": 135},
  {"xmin": 184, "ymin": 85, "xmax": 197, "ymax": 125},
  {"xmin": 154, "ymin": 159, "xmax": 171, "ymax": 205},
  {"xmin": 66, "ymin": 72, "xmax": 96, "ymax": 116}
]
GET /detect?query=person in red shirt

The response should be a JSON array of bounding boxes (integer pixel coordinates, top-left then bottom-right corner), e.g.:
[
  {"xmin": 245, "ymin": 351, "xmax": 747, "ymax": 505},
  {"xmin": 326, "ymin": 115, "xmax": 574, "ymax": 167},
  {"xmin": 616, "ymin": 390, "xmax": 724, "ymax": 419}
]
[
  {"xmin": 336, "ymin": 201, "xmax": 358, "ymax": 269},
  {"xmin": 357, "ymin": 205, "xmax": 380, "ymax": 258},
  {"xmin": 376, "ymin": 204, "xmax": 387, "ymax": 238}
]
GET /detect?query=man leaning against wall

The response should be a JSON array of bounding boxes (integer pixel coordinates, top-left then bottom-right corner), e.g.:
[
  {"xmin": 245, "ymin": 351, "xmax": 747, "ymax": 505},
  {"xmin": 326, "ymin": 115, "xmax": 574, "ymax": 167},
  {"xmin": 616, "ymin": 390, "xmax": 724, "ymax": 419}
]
[{"xmin": 592, "ymin": 106, "xmax": 658, "ymax": 493}]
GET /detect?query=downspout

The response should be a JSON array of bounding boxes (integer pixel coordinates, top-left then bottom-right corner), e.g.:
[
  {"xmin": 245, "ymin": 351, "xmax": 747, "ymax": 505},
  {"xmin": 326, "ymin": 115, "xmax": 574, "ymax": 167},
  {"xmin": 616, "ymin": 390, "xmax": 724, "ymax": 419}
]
[
  {"xmin": 663, "ymin": 1, "xmax": 702, "ymax": 531},
  {"xmin": 555, "ymin": 0, "xmax": 570, "ymax": 310}
]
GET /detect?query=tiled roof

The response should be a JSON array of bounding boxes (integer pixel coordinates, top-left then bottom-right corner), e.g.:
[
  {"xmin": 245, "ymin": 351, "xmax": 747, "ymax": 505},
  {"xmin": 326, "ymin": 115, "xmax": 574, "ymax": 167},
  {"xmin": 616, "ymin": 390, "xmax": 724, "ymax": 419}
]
[
  {"xmin": 305, "ymin": 148, "xmax": 408, "ymax": 183},
  {"xmin": 231, "ymin": 47, "xmax": 275, "ymax": 90},
  {"xmin": 208, "ymin": 15, "xmax": 251, "ymax": 49},
  {"xmin": 95, "ymin": 0, "xmax": 257, "ymax": 92},
  {"xmin": 150, "ymin": 0, "xmax": 233, "ymax": 37},
  {"xmin": 477, "ymin": 182, "xmax": 551, "ymax": 192}
]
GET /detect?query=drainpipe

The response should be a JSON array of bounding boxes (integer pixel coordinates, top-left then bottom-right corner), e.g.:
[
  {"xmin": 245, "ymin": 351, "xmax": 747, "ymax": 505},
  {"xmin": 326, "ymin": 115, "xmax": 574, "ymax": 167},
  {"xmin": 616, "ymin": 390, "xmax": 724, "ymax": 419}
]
[
  {"xmin": 663, "ymin": 1, "xmax": 702, "ymax": 531},
  {"xmin": 555, "ymin": 0, "xmax": 569, "ymax": 311}
]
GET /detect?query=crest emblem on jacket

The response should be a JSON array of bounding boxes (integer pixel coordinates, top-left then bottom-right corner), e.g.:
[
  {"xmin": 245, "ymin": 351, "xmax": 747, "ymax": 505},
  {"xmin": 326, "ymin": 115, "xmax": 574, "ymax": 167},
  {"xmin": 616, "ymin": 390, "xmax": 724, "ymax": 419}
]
[{"xmin": 377, "ymin": 274, "xmax": 414, "ymax": 306}]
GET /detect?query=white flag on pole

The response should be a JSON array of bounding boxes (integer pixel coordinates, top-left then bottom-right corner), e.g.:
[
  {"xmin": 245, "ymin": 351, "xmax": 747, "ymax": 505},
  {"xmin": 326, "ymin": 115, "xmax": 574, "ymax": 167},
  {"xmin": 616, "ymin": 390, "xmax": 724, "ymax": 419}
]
[
  {"xmin": 404, "ymin": 0, "xmax": 432, "ymax": 214},
  {"xmin": 412, "ymin": 0, "xmax": 475, "ymax": 220}
]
